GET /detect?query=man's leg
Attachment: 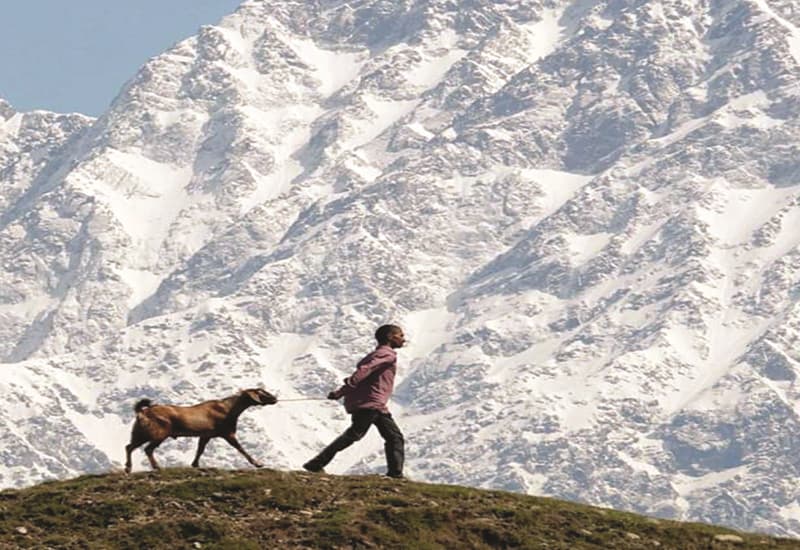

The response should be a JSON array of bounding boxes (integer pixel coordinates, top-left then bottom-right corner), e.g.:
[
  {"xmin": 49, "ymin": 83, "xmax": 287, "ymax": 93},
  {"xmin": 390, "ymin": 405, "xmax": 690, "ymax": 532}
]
[
  {"xmin": 375, "ymin": 413, "xmax": 404, "ymax": 478},
  {"xmin": 304, "ymin": 410, "xmax": 377, "ymax": 472}
]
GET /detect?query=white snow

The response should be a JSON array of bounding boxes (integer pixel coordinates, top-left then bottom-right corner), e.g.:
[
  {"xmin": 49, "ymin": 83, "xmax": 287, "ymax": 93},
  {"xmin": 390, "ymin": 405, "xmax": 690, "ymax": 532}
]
[
  {"xmin": 406, "ymin": 122, "xmax": 435, "ymax": 140},
  {"xmin": 405, "ymin": 32, "xmax": 468, "ymax": 88},
  {"xmin": 617, "ymin": 449, "xmax": 663, "ymax": 477},
  {"xmin": 594, "ymin": 14, "xmax": 615, "ymax": 31},
  {"xmin": 67, "ymin": 412, "xmax": 130, "ymax": 468},
  {"xmin": 94, "ymin": 148, "xmax": 197, "ymax": 264},
  {"xmin": 117, "ymin": 268, "xmax": 162, "ymax": 308},
  {"xmin": 567, "ymin": 232, "xmax": 612, "ymax": 264},
  {"xmin": 342, "ymin": 153, "xmax": 383, "ymax": 182},
  {"xmin": 153, "ymin": 108, "xmax": 202, "ymax": 131},
  {"xmin": 290, "ymin": 39, "xmax": 367, "ymax": 96},
  {"xmin": 0, "ymin": 295, "xmax": 52, "ymax": 318},
  {"xmin": 618, "ymin": 219, "xmax": 665, "ymax": 255},
  {"xmin": 694, "ymin": 181, "xmax": 799, "ymax": 246},
  {"xmin": 402, "ymin": 307, "xmax": 456, "ymax": 361},
  {"xmin": 0, "ymin": 112, "xmax": 22, "ymax": 139},
  {"xmin": 752, "ymin": 0, "xmax": 800, "ymax": 66},
  {"xmin": 522, "ymin": 168, "xmax": 594, "ymax": 213},
  {"xmin": 345, "ymin": 95, "xmax": 420, "ymax": 150},
  {"xmin": 715, "ymin": 107, "xmax": 784, "ymax": 130},
  {"xmin": 652, "ymin": 92, "xmax": 777, "ymax": 148},
  {"xmin": 672, "ymin": 466, "xmax": 748, "ymax": 496},
  {"xmin": 522, "ymin": 8, "xmax": 567, "ymax": 62},
  {"xmin": 780, "ymin": 500, "xmax": 800, "ymax": 523}
]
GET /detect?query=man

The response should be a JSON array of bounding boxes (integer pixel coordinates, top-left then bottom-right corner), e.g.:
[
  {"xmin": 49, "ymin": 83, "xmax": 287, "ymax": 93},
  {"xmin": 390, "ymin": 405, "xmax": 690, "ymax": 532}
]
[{"xmin": 303, "ymin": 324, "xmax": 405, "ymax": 478}]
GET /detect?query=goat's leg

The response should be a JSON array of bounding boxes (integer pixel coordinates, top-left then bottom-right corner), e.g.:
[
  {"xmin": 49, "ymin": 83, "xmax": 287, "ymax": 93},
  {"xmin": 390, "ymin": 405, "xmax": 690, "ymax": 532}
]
[
  {"xmin": 125, "ymin": 428, "xmax": 149, "ymax": 474},
  {"xmin": 144, "ymin": 440, "xmax": 164, "ymax": 471},
  {"xmin": 125, "ymin": 439, "xmax": 148, "ymax": 474},
  {"xmin": 191, "ymin": 437, "xmax": 211, "ymax": 468},
  {"xmin": 223, "ymin": 434, "xmax": 263, "ymax": 468}
]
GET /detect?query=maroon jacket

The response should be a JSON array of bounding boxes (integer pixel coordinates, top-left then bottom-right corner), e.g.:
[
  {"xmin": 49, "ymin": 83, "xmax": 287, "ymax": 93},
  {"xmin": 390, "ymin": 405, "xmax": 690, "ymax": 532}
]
[{"xmin": 331, "ymin": 345, "xmax": 397, "ymax": 413}]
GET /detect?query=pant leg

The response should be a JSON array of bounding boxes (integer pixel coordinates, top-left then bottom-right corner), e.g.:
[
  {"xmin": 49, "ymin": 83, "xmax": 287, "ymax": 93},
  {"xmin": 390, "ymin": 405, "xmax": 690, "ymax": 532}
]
[
  {"xmin": 308, "ymin": 409, "xmax": 378, "ymax": 468},
  {"xmin": 374, "ymin": 413, "xmax": 404, "ymax": 476}
]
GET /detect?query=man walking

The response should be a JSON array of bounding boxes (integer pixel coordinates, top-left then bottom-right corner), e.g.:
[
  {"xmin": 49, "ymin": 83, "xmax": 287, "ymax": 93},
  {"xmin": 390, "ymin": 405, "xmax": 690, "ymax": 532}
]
[{"xmin": 303, "ymin": 324, "xmax": 405, "ymax": 478}]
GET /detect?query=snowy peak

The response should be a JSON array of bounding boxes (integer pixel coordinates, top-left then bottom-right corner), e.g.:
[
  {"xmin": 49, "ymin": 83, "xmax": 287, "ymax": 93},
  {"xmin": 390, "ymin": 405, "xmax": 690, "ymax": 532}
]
[{"xmin": 0, "ymin": 98, "xmax": 14, "ymax": 122}]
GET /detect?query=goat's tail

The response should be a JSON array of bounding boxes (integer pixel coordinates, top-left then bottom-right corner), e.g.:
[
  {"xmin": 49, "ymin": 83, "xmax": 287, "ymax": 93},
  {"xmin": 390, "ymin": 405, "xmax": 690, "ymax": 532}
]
[{"xmin": 134, "ymin": 399, "xmax": 153, "ymax": 413}]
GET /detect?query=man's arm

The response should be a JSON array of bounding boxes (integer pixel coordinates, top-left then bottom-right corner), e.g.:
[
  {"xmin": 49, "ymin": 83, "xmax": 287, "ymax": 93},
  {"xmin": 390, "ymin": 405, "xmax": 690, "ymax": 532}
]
[{"xmin": 328, "ymin": 349, "xmax": 396, "ymax": 399}]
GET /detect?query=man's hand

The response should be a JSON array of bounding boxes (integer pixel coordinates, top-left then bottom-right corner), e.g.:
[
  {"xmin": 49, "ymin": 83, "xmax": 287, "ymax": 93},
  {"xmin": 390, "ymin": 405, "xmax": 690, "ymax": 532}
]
[{"xmin": 327, "ymin": 391, "xmax": 339, "ymax": 400}]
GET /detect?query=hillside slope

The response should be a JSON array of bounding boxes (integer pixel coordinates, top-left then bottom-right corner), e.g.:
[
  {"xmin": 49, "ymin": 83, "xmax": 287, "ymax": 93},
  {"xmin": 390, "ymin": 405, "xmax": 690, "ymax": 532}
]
[{"xmin": 0, "ymin": 468, "xmax": 796, "ymax": 549}]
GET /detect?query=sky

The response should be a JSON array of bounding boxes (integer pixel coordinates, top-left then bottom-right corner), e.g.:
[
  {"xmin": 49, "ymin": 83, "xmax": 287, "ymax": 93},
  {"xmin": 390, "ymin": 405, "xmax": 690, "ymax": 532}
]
[{"xmin": 0, "ymin": 0, "xmax": 244, "ymax": 117}]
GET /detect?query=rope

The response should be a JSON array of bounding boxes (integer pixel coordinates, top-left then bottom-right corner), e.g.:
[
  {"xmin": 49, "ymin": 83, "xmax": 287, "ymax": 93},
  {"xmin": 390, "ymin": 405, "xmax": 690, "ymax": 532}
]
[{"xmin": 277, "ymin": 397, "xmax": 331, "ymax": 402}]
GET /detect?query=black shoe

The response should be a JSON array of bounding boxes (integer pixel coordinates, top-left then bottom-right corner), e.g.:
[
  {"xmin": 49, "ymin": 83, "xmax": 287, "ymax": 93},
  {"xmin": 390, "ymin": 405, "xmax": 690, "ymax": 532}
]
[
  {"xmin": 386, "ymin": 472, "xmax": 405, "ymax": 479},
  {"xmin": 303, "ymin": 461, "xmax": 325, "ymax": 473}
]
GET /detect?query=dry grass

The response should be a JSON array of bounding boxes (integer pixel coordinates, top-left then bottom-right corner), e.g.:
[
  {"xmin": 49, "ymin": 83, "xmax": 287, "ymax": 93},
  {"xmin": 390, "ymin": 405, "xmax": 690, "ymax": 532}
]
[{"xmin": 0, "ymin": 468, "xmax": 797, "ymax": 549}]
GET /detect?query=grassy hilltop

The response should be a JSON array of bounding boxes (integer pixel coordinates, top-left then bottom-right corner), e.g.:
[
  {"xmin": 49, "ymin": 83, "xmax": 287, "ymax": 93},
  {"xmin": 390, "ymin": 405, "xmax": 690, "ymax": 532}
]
[{"xmin": 0, "ymin": 468, "xmax": 797, "ymax": 549}]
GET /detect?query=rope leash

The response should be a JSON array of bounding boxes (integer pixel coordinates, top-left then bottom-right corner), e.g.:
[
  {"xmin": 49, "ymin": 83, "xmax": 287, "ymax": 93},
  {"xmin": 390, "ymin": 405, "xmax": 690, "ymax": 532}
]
[{"xmin": 277, "ymin": 397, "xmax": 331, "ymax": 402}]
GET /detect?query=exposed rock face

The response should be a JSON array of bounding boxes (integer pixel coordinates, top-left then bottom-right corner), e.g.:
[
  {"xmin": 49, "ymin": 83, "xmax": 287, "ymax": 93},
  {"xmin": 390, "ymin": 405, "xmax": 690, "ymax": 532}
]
[{"xmin": 1, "ymin": 0, "xmax": 800, "ymax": 537}]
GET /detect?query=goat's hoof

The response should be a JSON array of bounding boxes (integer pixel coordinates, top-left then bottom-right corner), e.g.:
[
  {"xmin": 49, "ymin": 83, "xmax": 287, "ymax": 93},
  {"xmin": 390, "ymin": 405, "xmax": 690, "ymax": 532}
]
[{"xmin": 254, "ymin": 462, "xmax": 264, "ymax": 469}]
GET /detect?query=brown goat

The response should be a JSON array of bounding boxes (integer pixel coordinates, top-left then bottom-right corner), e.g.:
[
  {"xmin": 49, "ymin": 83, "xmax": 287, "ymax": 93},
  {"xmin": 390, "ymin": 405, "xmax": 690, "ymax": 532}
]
[{"xmin": 124, "ymin": 388, "xmax": 277, "ymax": 473}]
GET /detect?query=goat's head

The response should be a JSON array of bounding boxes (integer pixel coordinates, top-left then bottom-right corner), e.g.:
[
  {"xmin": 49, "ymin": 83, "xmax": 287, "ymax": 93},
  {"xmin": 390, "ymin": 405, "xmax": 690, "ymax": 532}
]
[{"xmin": 242, "ymin": 388, "xmax": 278, "ymax": 406}]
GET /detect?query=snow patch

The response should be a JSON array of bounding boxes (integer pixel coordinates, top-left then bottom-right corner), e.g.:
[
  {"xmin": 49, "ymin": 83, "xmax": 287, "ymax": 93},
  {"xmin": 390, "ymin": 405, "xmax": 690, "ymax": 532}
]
[
  {"xmin": 521, "ymin": 8, "xmax": 568, "ymax": 62},
  {"xmin": 567, "ymin": 232, "xmax": 612, "ymax": 264},
  {"xmin": 117, "ymin": 268, "xmax": 162, "ymax": 308},
  {"xmin": 752, "ymin": 0, "xmax": 800, "ymax": 66},
  {"xmin": 290, "ymin": 39, "xmax": 367, "ymax": 96},
  {"xmin": 0, "ymin": 112, "xmax": 23, "ymax": 139},
  {"xmin": 94, "ymin": 149, "xmax": 196, "ymax": 264},
  {"xmin": 406, "ymin": 122, "xmax": 435, "ymax": 140},
  {"xmin": 695, "ymin": 182, "xmax": 798, "ymax": 245},
  {"xmin": 405, "ymin": 40, "xmax": 468, "ymax": 88},
  {"xmin": 402, "ymin": 307, "xmax": 456, "ymax": 361},
  {"xmin": 653, "ymin": 91, "xmax": 779, "ymax": 149},
  {"xmin": 345, "ymin": 95, "xmax": 420, "ymax": 150},
  {"xmin": 236, "ymin": 104, "xmax": 318, "ymax": 213},
  {"xmin": 522, "ymin": 168, "xmax": 594, "ymax": 214},
  {"xmin": 672, "ymin": 466, "xmax": 748, "ymax": 496},
  {"xmin": 780, "ymin": 501, "xmax": 800, "ymax": 523}
]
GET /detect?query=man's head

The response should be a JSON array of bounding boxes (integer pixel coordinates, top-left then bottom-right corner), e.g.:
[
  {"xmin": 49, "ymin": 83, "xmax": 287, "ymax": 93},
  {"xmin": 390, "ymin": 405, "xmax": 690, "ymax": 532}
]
[{"xmin": 375, "ymin": 324, "xmax": 405, "ymax": 349}]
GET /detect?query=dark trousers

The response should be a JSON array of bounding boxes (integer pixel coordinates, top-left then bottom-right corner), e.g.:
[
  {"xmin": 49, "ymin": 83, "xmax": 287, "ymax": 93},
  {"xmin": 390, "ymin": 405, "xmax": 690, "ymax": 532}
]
[{"xmin": 310, "ymin": 409, "xmax": 404, "ymax": 476}]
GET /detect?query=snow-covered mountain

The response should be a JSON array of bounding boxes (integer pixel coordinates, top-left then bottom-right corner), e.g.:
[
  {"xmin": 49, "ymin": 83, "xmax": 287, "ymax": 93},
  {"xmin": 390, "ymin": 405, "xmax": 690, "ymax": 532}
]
[{"xmin": 2, "ymin": 0, "xmax": 800, "ymax": 536}]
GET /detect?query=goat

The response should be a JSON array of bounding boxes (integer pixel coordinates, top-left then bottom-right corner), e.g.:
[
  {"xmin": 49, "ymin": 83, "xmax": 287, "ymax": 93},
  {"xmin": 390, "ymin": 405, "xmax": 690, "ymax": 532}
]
[{"xmin": 124, "ymin": 388, "xmax": 277, "ymax": 473}]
